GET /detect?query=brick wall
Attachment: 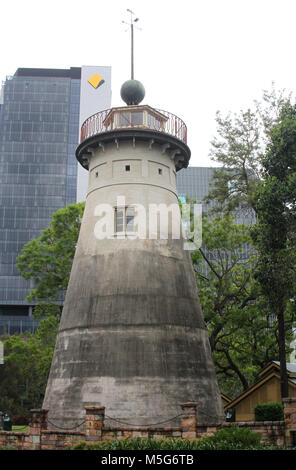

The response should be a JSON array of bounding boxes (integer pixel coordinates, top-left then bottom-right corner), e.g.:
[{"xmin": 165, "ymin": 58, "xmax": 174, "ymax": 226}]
[
  {"xmin": 283, "ymin": 397, "xmax": 296, "ymax": 447},
  {"xmin": 0, "ymin": 399, "xmax": 295, "ymax": 450}
]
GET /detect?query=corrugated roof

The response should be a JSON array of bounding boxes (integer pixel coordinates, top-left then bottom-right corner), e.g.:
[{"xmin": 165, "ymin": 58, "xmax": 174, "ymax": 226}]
[{"xmin": 273, "ymin": 362, "xmax": 296, "ymax": 373}]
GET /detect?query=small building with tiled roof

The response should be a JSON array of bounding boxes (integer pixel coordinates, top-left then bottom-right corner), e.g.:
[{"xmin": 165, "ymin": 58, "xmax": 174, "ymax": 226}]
[{"xmin": 224, "ymin": 361, "xmax": 296, "ymax": 421}]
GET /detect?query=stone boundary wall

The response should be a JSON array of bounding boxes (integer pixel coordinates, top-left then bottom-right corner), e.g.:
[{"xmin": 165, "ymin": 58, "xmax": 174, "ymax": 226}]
[{"xmin": 0, "ymin": 399, "xmax": 295, "ymax": 450}]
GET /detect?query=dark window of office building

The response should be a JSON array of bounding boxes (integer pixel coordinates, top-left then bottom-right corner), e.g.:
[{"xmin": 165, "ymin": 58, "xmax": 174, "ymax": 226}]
[{"xmin": 0, "ymin": 305, "xmax": 29, "ymax": 316}]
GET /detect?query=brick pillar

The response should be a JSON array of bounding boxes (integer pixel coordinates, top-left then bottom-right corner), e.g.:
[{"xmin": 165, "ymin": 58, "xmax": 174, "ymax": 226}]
[
  {"xmin": 30, "ymin": 409, "xmax": 48, "ymax": 450},
  {"xmin": 283, "ymin": 397, "xmax": 296, "ymax": 447},
  {"xmin": 180, "ymin": 402, "xmax": 197, "ymax": 439},
  {"xmin": 84, "ymin": 406, "xmax": 105, "ymax": 441}
]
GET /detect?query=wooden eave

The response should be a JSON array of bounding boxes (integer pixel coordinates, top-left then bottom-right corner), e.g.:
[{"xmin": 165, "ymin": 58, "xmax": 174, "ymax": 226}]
[
  {"xmin": 258, "ymin": 361, "xmax": 281, "ymax": 378},
  {"xmin": 221, "ymin": 393, "xmax": 232, "ymax": 404}
]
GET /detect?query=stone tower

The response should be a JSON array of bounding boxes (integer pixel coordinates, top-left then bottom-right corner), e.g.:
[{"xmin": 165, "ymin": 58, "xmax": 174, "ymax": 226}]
[{"xmin": 43, "ymin": 80, "xmax": 224, "ymax": 429}]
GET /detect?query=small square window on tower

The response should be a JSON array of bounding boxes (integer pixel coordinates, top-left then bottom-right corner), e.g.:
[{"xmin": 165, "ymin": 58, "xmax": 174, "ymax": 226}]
[
  {"xmin": 125, "ymin": 165, "xmax": 130, "ymax": 172},
  {"xmin": 158, "ymin": 168, "xmax": 162, "ymax": 175}
]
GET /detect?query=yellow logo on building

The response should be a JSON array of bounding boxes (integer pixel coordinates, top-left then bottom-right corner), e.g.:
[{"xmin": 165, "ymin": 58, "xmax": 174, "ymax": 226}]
[{"xmin": 88, "ymin": 73, "xmax": 105, "ymax": 89}]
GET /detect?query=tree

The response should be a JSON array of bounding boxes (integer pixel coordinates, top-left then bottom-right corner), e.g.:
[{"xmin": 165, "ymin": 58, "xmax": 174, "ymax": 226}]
[
  {"xmin": 17, "ymin": 202, "xmax": 85, "ymax": 305},
  {"xmin": 207, "ymin": 108, "xmax": 261, "ymax": 214},
  {"xmin": 0, "ymin": 316, "xmax": 59, "ymax": 415},
  {"xmin": 191, "ymin": 214, "xmax": 293, "ymax": 398},
  {"xmin": 206, "ymin": 85, "xmax": 292, "ymax": 215},
  {"xmin": 251, "ymin": 103, "xmax": 296, "ymax": 398}
]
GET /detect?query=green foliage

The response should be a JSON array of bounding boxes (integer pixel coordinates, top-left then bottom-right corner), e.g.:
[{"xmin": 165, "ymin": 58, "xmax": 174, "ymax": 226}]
[
  {"xmin": 72, "ymin": 427, "xmax": 265, "ymax": 450},
  {"xmin": 0, "ymin": 446, "xmax": 18, "ymax": 450},
  {"xmin": 251, "ymin": 103, "xmax": 296, "ymax": 397},
  {"xmin": 254, "ymin": 402, "xmax": 284, "ymax": 422},
  {"xmin": 203, "ymin": 88, "xmax": 296, "ymax": 399},
  {"xmin": 206, "ymin": 85, "xmax": 291, "ymax": 214},
  {"xmin": 196, "ymin": 425, "xmax": 263, "ymax": 450},
  {"xmin": 6, "ymin": 203, "xmax": 84, "ymax": 416},
  {"xmin": 0, "ymin": 317, "xmax": 59, "ymax": 415},
  {"xmin": 16, "ymin": 202, "xmax": 85, "ymax": 303},
  {"xmin": 12, "ymin": 425, "xmax": 29, "ymax": 432},
  {"xmin": 191, "ymin": 214, "xmax": 281, "ymax": 398},
  {"xmin": 33, "ymin": 303, "xmax": 61, "ymax": 320},
  {"xmin": 73, "ymin": 438, "xmax": 199, "ymax": 450},
  {"xmin": 207, "ymin": 109, "xmax": 261, "ymax": 213},
  {"xmin": 252, "ymin": 103, "xmax": 296, "ymax": 311}
]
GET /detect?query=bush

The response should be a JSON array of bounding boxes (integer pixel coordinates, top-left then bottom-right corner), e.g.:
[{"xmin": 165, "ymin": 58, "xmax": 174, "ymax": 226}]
[
  {"xmin": 73, "ymin": 438, "xmax": 200, "ymax": 451},
  {"xmin": 72, "ymin": 426, "xmax": 266, "ymax": 451},
  {"xmin": 195, "ymin": 425, "xmax": 263, "ymax": 450},
  {"xmin": 0, "ymin": 446, "xmax": 18, "ymax": 450},
  {"xmin": 254, "ymin": 402, "xmax": 284, "ymax": 422}
]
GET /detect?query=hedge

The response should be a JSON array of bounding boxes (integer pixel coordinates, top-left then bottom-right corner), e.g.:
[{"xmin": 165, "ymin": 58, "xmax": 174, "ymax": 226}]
[
  {"xmin": 72, "ymin": 426, "xmax": 270, "ymax": 450},
  {"xmin": 254, "ymin": 402, "xmax": 284, "ymax": 422}
]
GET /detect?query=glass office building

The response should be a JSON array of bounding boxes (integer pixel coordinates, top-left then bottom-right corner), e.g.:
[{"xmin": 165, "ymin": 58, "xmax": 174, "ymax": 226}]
[
  {"xmin": 0, "ymin": 68, "xmax": 81, "ymax": 333},
  {"xmin": 176, "ymin": 166, "xmax": 256, "ymax": 224},
  {"xmin": 176, "ymin": 166, "xmax": 216, "ymax": 212},
  {"xmin": 176, "ymin": 165, "xmax": 256, "ymax": 275}
]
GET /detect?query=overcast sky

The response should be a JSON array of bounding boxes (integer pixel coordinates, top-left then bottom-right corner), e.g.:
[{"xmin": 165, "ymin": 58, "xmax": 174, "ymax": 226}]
[{"xmin": 1, "ymin": 0, "xmax": 296, "ymax": 167}]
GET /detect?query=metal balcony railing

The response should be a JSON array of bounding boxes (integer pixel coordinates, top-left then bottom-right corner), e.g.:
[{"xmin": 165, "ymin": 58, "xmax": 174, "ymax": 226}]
[{"xmin": 80, "ymin": 107, "xmax": 187, "ymax": 145}]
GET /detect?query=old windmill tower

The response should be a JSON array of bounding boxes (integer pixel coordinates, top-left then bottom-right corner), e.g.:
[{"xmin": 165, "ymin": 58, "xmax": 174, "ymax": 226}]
[{"xmin": 43, "ymin": 12, "xmax": 224, "ymax": 429}]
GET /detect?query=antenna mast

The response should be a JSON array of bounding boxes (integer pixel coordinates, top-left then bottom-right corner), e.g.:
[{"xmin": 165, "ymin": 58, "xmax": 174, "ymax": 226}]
[{"xmin": 123, "ymin": 9, "xmax": 140, "ymax": 80}]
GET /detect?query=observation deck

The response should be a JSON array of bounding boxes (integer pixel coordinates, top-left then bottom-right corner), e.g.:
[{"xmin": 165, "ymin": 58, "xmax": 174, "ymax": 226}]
[{"xmin": 76, "ymin": 105, "xmax": 191, "ymax": 171}]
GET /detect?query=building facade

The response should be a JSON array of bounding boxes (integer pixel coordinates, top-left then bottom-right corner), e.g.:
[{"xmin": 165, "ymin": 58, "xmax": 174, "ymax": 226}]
[
  {"xmin": 0, "ymin": 66, "xmax": 111, "ymax": 334},
  {"xmin": 176, "ymin": 165, "xmax": 256, "ymax": 224},
  {"xmin": 224, "ymin": 362, "xmax": 296, "ymax": 421},
  {"xmin": 176, "ymin": 166, "xmax": 216, "ymax": 206}
]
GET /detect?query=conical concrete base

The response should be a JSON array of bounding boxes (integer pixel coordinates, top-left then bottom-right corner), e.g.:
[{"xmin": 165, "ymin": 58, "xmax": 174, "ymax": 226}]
[{"xmin": 43, "ymin": 239, "xmax": 224, "ymax": 429}]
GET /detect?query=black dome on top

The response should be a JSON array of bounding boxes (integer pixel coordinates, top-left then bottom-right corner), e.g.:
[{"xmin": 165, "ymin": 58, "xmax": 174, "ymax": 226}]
[{"xmin": 120, "ymin": 79, "xmax": 145, "ymax": 105}]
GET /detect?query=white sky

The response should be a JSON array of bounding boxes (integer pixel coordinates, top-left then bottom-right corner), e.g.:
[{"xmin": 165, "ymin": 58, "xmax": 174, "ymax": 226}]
[{"xmin": 1, "ymin": 0, "xmax": 296, "ymax": 167}]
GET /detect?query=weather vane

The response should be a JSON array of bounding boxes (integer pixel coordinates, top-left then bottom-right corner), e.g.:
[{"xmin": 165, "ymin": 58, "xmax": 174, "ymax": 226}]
[{"xmin": 122, "ymin": 9, "xmax": 141, "ymax": 80}]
